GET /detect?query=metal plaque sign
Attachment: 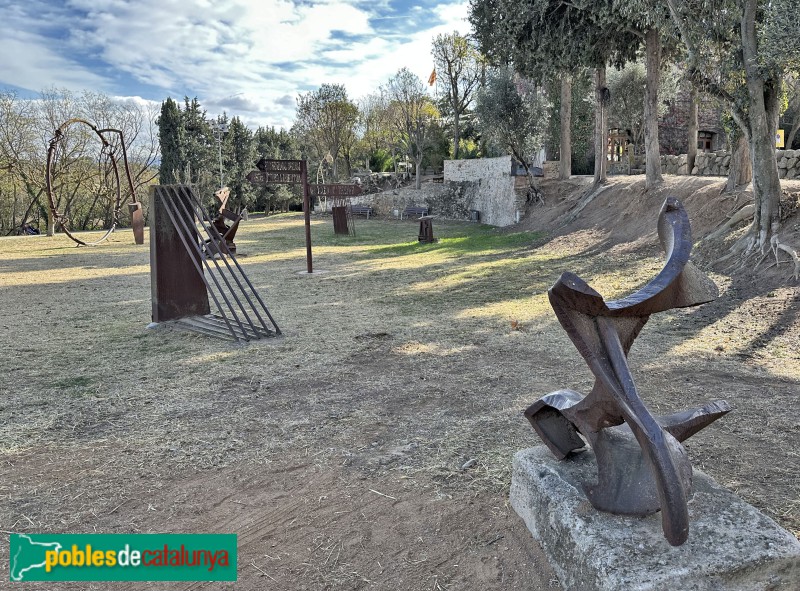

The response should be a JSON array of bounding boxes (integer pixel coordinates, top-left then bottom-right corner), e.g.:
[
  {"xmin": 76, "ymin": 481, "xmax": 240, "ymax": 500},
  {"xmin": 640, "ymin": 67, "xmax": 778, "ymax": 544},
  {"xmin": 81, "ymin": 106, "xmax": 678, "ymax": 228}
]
[
  {"xmin": 248, "ymin": 158, "xmax": 304, "ymax": 185},
  {"xmin": 309, "ymin": 184, "xmax": 362, "ymax": 198}
]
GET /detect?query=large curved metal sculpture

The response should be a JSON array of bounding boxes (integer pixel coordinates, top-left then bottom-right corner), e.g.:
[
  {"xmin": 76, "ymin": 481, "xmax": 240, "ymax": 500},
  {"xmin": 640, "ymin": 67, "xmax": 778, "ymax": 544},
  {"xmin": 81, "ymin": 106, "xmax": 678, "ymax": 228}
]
[
  {"xmin": 45, "ymin": 118, "xmax": 144, "ymax": 246},
  {"xmin": 525, "ymin": 197, "xmax": 730, "ymax": 546}
]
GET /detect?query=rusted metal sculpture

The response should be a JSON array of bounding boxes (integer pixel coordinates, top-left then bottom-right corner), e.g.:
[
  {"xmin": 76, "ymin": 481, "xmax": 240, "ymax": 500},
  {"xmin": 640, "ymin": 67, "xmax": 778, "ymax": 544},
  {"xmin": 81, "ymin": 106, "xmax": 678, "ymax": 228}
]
[
  {"xmin": 309, "ymin": 184, "xmax": 362, "ymax": 236},
  {"xmin": 206, "ymin": 187, "xmax": 241, "ymax": 255},
  {"xmin": 46, "ymin": 118, "xmax": 145, "ymax": 246},
  {"xmin": 247, "ymin": 158, "xmax": 313, "ymax": 272},
  {"xmin": 150, "ymin": 184, "xmax": 280, "ymax": 342},
  {"xmin": 418, "ymin": 216, "xmax": 435, "ymax": 243},
  {"xmin": 525, "ymin": 197, "xmax": 730, "ymax": 547}
]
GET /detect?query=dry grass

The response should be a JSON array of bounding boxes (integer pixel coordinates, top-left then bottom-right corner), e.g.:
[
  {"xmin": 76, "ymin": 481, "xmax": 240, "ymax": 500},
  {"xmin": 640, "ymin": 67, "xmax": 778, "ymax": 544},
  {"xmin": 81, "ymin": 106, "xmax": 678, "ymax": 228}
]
[{"xmin": 0, "ymin": 208, "xmax": 798, "ymax": 588}]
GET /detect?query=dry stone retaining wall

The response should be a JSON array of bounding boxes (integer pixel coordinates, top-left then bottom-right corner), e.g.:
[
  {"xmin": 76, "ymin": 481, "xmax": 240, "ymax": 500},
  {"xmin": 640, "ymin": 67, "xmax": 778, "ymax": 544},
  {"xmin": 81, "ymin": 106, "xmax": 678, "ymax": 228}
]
[
  {"xmin": 660, "ymin": 149, "xmax": 800, "ymax": 179},
  {"xmin": 350, "ymin": 156, "xmax": 526, "ymax": 227}
]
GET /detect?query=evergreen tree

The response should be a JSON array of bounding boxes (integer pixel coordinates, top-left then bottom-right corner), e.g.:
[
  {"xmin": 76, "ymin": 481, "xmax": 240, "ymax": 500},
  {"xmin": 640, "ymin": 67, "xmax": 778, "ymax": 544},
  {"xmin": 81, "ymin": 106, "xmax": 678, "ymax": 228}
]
[
  {"xmin": 157, "ymin": 97, "xmax": 184, "ymax": 184},
  {"xmin": 225, "ymin": 116, "xmax": 255, "ymax": 210},
  {"xmin": 182, "ymin": 97, "xmax": 214, "ymax": 188}
]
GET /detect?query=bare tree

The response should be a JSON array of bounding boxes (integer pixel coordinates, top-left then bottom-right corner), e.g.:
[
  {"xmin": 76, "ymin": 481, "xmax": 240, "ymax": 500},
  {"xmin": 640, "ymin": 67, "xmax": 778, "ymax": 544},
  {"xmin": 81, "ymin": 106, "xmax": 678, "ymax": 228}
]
[
  {"xmin": 0, "ymin": 89, "xmax": 159, "ymax": 236},
  {"xmin": 294, "ymin": 84, "xmax": 358, "ymax": 181},
  {"xmin": 386, "ymin": 69, "xmax": 439, "ymax": 190},
  {"xmin": 432, "ymin": 32, "xmax": 482, "ymax": 159}
]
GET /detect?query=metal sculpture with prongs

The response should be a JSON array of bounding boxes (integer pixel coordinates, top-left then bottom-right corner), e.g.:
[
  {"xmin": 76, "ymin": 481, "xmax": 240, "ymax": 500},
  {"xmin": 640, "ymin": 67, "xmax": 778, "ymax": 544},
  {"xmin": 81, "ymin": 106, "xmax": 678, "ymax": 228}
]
[{"xmin": 525, "ymin": 197, "xmax": 730, "ymax": 546}]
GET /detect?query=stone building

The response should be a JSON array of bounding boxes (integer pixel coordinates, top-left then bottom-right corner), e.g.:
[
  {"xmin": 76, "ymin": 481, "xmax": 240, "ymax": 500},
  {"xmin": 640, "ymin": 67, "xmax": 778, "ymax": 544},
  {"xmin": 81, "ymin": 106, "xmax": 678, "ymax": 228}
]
[{"xmin": 659, "ymin": 83, "xmax": 727, "ymax": 155}]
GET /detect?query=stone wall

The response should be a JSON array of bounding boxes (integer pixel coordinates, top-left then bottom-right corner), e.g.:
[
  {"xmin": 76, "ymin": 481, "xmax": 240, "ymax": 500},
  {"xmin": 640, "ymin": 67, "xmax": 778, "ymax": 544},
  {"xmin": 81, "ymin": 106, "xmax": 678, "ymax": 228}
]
[
  {"xmin": 777, "ymin": 150, "xmax": 800, "ymax": 179},
  {"xmin": 660, "ymin": 149, "xmax": 800, "ymax": 179},
  {"xmin": 443, "ymin": 156, "xmax": 522, "ymax": 226},
  {"xmin": 351, "ymin": 183, "xmax": 476, "ymax": 218},
  {"xmin": 351, "ymin": 156, "xmax": 525, "ymax": 227}
]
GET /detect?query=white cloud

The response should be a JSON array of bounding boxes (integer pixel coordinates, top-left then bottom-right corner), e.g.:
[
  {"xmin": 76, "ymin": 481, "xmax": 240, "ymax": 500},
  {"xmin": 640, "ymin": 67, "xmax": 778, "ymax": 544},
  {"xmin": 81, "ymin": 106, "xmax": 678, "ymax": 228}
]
[{"xmin": 0, "ymin": 0, "xmax": 473, "ymax": 129}]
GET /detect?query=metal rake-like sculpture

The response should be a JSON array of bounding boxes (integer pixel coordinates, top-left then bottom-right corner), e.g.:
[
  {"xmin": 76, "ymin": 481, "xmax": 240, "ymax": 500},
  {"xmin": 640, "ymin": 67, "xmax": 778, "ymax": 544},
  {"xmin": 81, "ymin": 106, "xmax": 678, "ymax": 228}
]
[{"xmin": 525, "ymin": 197, "xmax": 730, "ymax": 546}]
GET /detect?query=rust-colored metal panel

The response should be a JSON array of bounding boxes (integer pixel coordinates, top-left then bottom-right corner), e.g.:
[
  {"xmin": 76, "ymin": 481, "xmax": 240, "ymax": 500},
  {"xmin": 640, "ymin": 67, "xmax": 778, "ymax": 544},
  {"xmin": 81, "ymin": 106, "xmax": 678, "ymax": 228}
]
[
  {"xmin": 418, "ymin": 216, "xmax": 435, "ymax": 243},
  {"xmin": 254, "ymin": 158, "xmax": 304, "ymax": 184},
  {"xmin": 149, "ymin": 185, "xmax": 210, "ymax": 322},
  {"xmin": 129, "ymin": 202, "xmax": 144, "ymax": 245},
  {"xmin": 331, "ymin": 206, "xmax": 349, "ymax": 235}
]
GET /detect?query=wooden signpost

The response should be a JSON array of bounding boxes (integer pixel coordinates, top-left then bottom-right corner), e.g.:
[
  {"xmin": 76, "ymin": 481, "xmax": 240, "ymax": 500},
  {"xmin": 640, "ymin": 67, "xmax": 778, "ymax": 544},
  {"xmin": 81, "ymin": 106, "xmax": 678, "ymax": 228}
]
[{"xmin": 247, "ymin": 158, "xmax": 313, "ymax": 273}]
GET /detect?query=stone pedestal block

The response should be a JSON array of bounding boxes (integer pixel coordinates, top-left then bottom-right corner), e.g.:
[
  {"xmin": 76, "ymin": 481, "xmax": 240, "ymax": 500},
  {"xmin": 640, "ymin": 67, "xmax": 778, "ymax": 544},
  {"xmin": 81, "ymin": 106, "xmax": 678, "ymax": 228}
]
[{"xmin": 510, "ymin": 446, "xmax": 800, "ymax": 591}]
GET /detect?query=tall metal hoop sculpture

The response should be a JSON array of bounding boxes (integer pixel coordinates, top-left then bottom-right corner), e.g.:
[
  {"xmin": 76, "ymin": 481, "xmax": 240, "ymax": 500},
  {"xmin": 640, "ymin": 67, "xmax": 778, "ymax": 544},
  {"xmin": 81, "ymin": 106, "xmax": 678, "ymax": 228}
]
[{"xmin": 45, "ymin": 118, "xmax": 144, "ymax": 246}]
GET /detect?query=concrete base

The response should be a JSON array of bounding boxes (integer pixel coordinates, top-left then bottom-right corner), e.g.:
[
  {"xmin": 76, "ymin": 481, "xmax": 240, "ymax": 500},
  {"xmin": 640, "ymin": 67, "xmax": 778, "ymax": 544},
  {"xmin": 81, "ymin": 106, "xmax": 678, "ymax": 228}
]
[{"xmin": 510, "ymin": 446, "xmax": 800, "ymax": 591}]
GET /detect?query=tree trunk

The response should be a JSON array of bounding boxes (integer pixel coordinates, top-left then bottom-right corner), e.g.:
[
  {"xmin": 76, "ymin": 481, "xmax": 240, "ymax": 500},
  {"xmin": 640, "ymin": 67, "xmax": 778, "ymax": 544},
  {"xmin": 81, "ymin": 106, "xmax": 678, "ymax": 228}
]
[
  {"xmin": 415, "ymin": 154, "xmax": 423, "ymax": 190},
  {"xmin": 742, "ymin": 0, "xmax": 781, "ymax": 251},
  {"xmin": 593, "ymin": 67, "xmax": 608, "ymax": 185},
  {"xmin": 787, "ymin": 117, "xmax": 800, "ymax": 150},
  {"xmin": 453, "ymin": 111, "xmax": 460, "ymax": 159},
  {"xmin": 644, "ymin": 28, "xmax": 664, "ymax": 189},
  {"xmin": 687, "ymin": 86, "xmax": 699, "ymax": 173},
  {"xmin": 726, "ymin": 134, "xmax": 751, "ymax": 191},
  {"xmin": 560, "ymin": 75, "xmax": 572, "ymax": 180}
]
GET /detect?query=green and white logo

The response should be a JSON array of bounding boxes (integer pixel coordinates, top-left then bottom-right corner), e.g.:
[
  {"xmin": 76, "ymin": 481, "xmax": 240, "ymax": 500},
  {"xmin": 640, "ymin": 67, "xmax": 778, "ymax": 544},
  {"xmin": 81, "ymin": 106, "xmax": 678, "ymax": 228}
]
[{"xmin": 9, "ymin": 533, "xmax": 237, "ymax": 582}]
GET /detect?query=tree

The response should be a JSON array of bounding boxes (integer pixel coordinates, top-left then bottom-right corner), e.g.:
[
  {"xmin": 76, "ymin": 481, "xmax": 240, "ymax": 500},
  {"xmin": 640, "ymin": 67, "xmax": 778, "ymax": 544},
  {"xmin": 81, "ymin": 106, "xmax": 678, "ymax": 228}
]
[
  {"xmin": 686, "ymin": 84, "xmax": 699, "ymax": 173},
  {"xmin": 559, "ymin": 76, "xmax": 572, "ymax": 179},
  {"xmin": 224, "ymin": 116, "xmax": 255, "ymax": 210},
  {"xmin": 253, "ymin": 126, "xmax": 301, "ymax": 214},
  {"xmin": 432, "ymin": 32, "xmax": 482, "ymax": 159},
  {"xmin": 783, "ymin": 74, "xmax": 800, "ymax": 149},
  {"xmin": 475, "ymin": 67, "xmax": 549, "ymax": 176},
  {"xmin": 470, "ymin": 0, "xmax": 640, "ymax": 186},
  {"xmin": 157, "ymin": 97, "xmax": 216, "ymax": 200},
  {"xmin": 544, "ymin": 71, "xmax": 595, "ymax": 175},
  {"xmin": 609, "ymin": 1, "xmax": 680, "ymax": 188},
  {"xmin": 157, "ymin": 97, "xmax": 184, "ymax": 184},
  {"xmin": 357, "ymin": 91, "xmax": 400, "ymax": 172},
  {"xmin": 294, "ymin": 84, "xmax": 358, "ymax": 181},
  {"xmin": 182, "ymin": 97, "xmax": 215, "ymax": 195},
  {"xmin": 665, "ymin": 0, "xmax": 800, "ymax": 252},
  {"xmin": 386, "ymin": 68, "xmax": 440, "ymax": 190},
  {"xmin": 0, "ymin": 91, "xmax": 42, "ymax": 234},
  {"xmin": 607, "ymin": 62, "xmax": 679, "ymax": 156}
]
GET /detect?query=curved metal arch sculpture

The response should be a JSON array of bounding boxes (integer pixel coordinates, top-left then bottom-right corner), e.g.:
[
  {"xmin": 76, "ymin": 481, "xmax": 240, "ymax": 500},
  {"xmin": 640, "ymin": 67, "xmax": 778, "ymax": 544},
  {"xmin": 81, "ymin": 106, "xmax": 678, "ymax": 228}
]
[
  {"xmin": 45, "ymin": 118, "xmax": 143, "ymax": 246},
  {"xmin": 525, "ymin": 197, "xmax": 730, "ymax": 546}
]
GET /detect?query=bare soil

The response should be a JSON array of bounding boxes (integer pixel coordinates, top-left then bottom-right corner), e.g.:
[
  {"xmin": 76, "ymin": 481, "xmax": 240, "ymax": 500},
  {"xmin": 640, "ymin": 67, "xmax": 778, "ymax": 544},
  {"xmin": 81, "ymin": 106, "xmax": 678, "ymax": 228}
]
[{"xmin": 1, "ymin": 175, "xmax": 798, "ymax": 590}]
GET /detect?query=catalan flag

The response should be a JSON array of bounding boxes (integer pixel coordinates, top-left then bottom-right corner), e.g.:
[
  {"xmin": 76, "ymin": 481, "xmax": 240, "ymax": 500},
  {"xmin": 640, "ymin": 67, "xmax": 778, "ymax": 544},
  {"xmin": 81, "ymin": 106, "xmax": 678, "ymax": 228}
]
[{"xmin": 428, "ymin": 68, "xmax": 436, "ymax": 86}]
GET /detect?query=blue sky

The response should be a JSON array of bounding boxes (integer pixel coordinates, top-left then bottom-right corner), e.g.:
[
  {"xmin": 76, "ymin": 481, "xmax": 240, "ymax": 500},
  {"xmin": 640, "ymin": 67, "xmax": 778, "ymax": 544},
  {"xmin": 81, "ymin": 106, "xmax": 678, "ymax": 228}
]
[{"xmin": 0, "ymin": 0, "xmax": 471, "ymax": 129}]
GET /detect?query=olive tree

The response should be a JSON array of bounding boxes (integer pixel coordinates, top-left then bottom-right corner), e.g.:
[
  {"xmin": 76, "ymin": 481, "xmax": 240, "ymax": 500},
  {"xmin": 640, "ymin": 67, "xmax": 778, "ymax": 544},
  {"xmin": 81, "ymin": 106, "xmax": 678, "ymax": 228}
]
[
  {"xmin": 475, "ymin": 67, "xmax": 549, "ymax": 175},
  {"xmin": 666, "ymin": 0, "xmax": 800, "ymax": 254}
]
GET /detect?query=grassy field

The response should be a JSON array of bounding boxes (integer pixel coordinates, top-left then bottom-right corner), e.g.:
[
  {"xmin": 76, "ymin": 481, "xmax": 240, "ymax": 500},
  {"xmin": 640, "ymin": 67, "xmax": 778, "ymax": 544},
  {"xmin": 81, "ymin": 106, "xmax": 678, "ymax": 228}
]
[{"xmin": 1, "ymin": 211, "xmax": 797, "ymax": 590}]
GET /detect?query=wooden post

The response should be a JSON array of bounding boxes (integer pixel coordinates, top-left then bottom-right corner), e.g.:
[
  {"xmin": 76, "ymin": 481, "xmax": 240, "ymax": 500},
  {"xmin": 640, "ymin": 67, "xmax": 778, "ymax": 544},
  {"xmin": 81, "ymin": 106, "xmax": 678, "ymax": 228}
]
[{"xmin": 302, "ymin": 160, "xmax": 313, "ymax": 273}]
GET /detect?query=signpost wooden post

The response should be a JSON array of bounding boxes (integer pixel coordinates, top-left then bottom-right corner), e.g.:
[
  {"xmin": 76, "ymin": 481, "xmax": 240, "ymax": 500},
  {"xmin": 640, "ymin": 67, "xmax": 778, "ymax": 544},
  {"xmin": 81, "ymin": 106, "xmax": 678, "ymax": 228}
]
[{"xmin": 247, "ymin": 158, "xmax": 313, "ymax": 273}]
